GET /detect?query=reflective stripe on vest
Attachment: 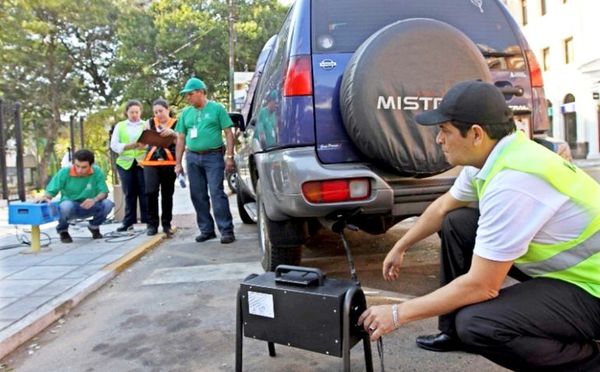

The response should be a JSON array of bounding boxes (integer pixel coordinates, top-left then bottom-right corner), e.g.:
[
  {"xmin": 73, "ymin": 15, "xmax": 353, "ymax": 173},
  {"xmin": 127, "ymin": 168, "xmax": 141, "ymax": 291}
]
[
  {"xmin": 115, "ymin": 121, "xmax": 146, "ymax": 170},
  {"xmin": 474, "ymin": 131, "xmax": 600, "ymax": 297},
  {"xmin": 140, "ymin": 117, "xmax": 177, "ymax": 166}
]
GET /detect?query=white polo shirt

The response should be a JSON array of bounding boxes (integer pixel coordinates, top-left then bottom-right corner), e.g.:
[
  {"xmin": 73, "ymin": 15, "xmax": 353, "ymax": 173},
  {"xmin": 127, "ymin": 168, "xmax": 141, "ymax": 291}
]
[{"xmin": 449, "ymin": 133, "xmax": 589, "ymax": 262}]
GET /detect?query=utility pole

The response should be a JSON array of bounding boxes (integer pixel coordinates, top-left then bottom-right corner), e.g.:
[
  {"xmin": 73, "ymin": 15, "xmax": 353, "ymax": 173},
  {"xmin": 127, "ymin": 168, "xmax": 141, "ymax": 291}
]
[
  {"xmin": 69, "ymin": 115, "xmax": 76, "ymax": 159},
  {"xmin": 0, "ymin": 99, "xmax": 7, "ymax": 200},
  {"xmin": 228, "ymin": 0, "xmax": 235, "ymax": 111},
  {"xmin": 79, "ymin": 116, "xmax": 85, "ymax": 149},
  {"xmin": 14, "ymin": 103, "xmax": 25, "ymax": 201}
]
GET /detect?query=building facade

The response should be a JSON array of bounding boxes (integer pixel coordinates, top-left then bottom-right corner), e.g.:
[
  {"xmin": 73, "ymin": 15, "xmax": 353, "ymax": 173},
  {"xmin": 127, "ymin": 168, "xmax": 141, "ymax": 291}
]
[{"xmin": 505, "ymin": 0, "xmax": 600, "ymax": 159}]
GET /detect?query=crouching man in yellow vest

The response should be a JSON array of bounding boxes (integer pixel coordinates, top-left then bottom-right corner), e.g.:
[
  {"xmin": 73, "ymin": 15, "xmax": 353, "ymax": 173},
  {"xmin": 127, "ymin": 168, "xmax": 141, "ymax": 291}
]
[{"xmin": 359, "ymin": 81, "xmax": 600, "ymax": 370}]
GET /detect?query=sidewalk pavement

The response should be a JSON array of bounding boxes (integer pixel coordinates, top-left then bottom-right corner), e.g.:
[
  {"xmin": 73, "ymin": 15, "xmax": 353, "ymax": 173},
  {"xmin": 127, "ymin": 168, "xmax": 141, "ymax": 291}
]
[{"xmin": 573, "ymin": 156, "xmax": 600, "ymax": 169}]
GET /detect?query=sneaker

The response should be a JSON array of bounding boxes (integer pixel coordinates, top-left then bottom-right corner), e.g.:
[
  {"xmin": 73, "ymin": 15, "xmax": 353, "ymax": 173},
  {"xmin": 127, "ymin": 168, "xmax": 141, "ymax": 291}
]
[
  {"xmin": 88, "ymin": 227, "xmax": 103, "ymax": 239},
  {"xmin": 195, "ymin": 232, "xmax": 217, "ymax": 242},
  {"xmin": 147, "ymin": 225, "xmax": 158, "ymax": 236},
  {"xmin": 116, "ymin": 225, "xmax": 133, "ymax": 232},
  {"xmin": 59, "ymin": 231, "xmax": 73, "ymax": 243},
  {"xmin": 220, "ymin": 234, "xmax": 236, "ymax": 244}
]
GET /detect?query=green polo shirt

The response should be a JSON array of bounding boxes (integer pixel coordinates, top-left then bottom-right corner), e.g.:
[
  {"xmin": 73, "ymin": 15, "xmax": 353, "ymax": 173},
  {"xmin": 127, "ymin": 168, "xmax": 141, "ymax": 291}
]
[
  {"xmin": 175, "ymin": 101, "xmax": 233, "ymax": 152},
  {"xmin": 46, "ymin": 165, "xmax": 109, "ymax": 202}
]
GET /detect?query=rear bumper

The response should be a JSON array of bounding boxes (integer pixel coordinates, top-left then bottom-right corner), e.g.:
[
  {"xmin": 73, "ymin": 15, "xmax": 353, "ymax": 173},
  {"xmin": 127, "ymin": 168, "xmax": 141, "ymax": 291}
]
[{"xmin": 255, "ymin": 147, "xmax": 456, "ymax": 221}]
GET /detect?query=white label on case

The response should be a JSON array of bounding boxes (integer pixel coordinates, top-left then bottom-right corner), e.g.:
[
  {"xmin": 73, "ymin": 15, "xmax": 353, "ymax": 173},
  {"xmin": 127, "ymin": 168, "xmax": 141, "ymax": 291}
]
[{"xmin": 248, "ymin": 291, "xmax": 275, "ymax": 318}]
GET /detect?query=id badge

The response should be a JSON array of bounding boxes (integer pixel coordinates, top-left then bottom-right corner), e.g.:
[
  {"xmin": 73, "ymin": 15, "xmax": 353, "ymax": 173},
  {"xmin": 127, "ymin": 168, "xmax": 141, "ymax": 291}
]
[{"xmin": 190, "ymin": 127, "xmax": 198, "ymax": 139}]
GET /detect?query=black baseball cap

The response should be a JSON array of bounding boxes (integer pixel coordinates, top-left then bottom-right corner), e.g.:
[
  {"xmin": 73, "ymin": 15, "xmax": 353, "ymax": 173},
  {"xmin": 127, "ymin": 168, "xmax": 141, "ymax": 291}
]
[{"xmin": 415, "ymin": 80, "xmax": 513, "ymax": 126}]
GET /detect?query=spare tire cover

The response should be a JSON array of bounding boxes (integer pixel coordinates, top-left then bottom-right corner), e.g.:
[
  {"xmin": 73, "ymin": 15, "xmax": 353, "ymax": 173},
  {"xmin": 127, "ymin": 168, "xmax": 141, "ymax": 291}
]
[{"xmin": 340, "ymin": 18, "xmax": 491, "ymax": 177}]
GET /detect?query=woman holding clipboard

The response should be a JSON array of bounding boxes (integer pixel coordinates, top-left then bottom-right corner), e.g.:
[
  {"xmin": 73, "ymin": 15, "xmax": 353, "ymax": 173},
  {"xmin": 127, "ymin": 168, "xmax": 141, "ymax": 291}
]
[{"xmin": 139, "ymin": 98, "xmax": 178, "ymax": 237}]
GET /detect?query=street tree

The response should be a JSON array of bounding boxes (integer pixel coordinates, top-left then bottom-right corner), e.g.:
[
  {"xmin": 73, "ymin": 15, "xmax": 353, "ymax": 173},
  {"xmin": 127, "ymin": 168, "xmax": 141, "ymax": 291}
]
[{"xmin": 0, "ymin": 0, "xmax": 120, "ymax": 187}]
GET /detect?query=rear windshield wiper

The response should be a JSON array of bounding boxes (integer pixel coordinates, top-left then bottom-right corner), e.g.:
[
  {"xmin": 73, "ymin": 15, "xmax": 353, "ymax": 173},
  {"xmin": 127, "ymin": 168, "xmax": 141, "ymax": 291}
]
[{"xmin": 480, "ymin": 50, "xmax": 518, "ymax": 58}]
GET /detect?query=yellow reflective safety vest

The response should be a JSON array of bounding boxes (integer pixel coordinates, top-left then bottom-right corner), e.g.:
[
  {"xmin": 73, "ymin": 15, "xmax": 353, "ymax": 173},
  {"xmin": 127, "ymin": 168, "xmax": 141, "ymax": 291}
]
[
  {"xmin": 115, "ymin": 120, "xmax": 146, "ymax": 170},
  {"xmin": 474, "ymin": 131, "xmax": 600, "ymax": 297}
]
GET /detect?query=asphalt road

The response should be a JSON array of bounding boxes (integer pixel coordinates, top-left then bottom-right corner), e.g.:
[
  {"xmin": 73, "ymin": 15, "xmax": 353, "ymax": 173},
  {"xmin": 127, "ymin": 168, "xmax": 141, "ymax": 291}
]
[{"xmin": 2, "ymin": 165, "xmax": 599, "ymax": 371}]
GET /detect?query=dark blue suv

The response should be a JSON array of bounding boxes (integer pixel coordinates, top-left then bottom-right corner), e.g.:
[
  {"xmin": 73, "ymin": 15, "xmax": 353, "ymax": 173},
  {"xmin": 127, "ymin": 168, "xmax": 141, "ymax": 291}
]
[{"xmin": 235, "ymin": 0, "xmax": 565, "ymax": 271}]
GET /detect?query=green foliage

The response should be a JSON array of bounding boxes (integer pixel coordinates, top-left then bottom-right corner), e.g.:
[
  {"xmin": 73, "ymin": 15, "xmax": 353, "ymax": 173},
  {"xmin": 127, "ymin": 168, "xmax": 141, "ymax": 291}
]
[{"xmin": 0, "ymin": 0, "xmax": 289, "ymax": 187}]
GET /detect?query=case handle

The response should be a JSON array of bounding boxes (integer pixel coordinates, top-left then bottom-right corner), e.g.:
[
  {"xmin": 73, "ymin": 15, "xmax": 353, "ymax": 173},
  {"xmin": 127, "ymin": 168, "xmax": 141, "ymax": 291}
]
[{"xmin": 275, "ymin": 265, "xmax": 325, "ymax": 286}]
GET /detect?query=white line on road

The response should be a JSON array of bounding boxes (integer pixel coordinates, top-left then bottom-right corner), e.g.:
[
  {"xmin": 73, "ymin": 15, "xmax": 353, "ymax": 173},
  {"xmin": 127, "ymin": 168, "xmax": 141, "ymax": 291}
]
[{"xmin": 142, "ymin": 262, "xmax": 263, "ymax": 285}]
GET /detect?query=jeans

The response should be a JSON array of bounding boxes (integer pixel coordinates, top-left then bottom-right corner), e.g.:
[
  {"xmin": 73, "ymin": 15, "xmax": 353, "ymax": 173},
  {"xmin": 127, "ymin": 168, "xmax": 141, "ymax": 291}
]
[
  {"xmin": 144, "ymin": 165, "xmax": 176, "ymax": 229},
  {"xmin": 56, "ymin": 199, "xmax": 114, "ymax": 232},
  {"xmin": 186, "ymin": 151, "xmax": 233, "ymax": 235},
  {"xmin": 117, "ymin": 162, "xmax": 148, "ymax": 227}
]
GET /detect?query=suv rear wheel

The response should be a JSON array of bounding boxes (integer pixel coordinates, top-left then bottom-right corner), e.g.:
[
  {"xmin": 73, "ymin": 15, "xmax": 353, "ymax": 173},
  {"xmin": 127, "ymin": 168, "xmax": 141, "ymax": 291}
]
[{"xmin": 257, "ymin": 184, "xmax": 304, "ymax": 271}]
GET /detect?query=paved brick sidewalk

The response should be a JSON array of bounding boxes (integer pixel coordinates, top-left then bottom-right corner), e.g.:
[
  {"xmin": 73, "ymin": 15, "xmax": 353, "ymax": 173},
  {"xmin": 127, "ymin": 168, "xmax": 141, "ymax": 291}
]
[{"xmin": 0, "ymin": 221, "xmax": 163, "ymax": 359}]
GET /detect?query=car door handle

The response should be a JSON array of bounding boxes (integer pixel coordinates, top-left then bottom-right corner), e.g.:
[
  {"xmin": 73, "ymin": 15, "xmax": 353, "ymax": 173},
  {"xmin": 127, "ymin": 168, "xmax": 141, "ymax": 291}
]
[{"xmin": 498, "ymin": 86, "xmax": 524, "ymax": 97}]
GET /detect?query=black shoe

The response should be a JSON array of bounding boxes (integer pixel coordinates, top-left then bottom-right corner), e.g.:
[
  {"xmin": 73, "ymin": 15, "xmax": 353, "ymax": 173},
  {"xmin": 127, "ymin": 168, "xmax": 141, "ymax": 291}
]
[
  {"xmin": 195, "ymin": 232, "xmax": 216, "ymax": 242},
  {"xmin": 147, "ymin": 226, "xmax": 158, "ymax": 236},
  {"xmin": 163, "ymin": 227, "xmax": 173, "ymax": 238},
  {"xmin": 59, "ymin": 231, "xmax": 73, "ymax": 243},
  {"xmin": 116, "ymin": 225, "xmax": 133, "ymax": 232},
  {"xmin": 220, "ymin": 234, "xmax": 235, "ymax": 244},
  {"xmin": 415, "ymin": 333, "xmax": 462, "ymax": 352},
  {"xmin": 88, "ymin": 227, "xmax": 103, "ymax": 239}
]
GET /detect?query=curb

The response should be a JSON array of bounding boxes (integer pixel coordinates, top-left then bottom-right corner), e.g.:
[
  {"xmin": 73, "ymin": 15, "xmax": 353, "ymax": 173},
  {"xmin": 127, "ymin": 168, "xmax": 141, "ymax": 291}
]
[{"xmin": 0, "ymin": 234, "xmax": 164, "ymax": 360}]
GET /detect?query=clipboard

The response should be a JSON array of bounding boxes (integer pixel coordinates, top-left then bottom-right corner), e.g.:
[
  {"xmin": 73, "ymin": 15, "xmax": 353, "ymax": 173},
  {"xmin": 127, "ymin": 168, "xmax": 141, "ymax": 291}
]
[{"xmin": 137, "ymin": 129, "xmax": 176, "ymax": 148}]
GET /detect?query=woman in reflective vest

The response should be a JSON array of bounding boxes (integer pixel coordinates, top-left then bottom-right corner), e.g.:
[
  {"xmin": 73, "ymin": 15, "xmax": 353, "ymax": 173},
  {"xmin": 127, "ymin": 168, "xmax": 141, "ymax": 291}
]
[
  {"xmin": 110, "ymin": 99, "xmax": 149, "ymax": 232},
  {"xmin": 140, "ymin": 98, "xmax": 178, "ymax": 237}
]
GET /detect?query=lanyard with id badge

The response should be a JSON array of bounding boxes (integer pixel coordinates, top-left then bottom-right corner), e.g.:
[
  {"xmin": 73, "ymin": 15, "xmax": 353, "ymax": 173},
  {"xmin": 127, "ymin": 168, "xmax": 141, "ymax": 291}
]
[{"xmin": 190, "ymin": 108, "xmax": 205, "ymax": 139}]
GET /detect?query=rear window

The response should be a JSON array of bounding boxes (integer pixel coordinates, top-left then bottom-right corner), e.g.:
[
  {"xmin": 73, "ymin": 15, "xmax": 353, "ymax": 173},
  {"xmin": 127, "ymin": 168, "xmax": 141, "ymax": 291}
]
[{"xmin": 312, "ymin": 0, "xmax": 524, "ymax": 70}]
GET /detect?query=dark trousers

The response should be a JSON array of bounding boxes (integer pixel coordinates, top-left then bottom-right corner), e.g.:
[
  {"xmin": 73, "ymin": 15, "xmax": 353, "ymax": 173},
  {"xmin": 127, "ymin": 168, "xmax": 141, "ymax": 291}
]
[
  {"xmin": 440, "ymin": 208, "xmax": 600, "ymax": 370},
  {"xmin": 117, "ymin": 162, "xmax": 148, "ymax": 227},
  {"xmin": 143, "ymin": 165, "xmax": 176, "ymax": 229}
]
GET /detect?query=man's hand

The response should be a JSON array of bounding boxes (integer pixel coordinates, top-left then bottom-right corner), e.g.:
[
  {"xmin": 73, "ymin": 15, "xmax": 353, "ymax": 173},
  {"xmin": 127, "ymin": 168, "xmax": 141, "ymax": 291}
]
[
  {"xmin": 174, "ymin": 164, "xmax": 183, "ymax": 175},
  {"xmin": 36, "ymin": 195, "xmax": 52, "ymax": 203},
  {"xmin": 383, "ymin": 242, "xmax": 406, "ymax": 281},
  {"xmin": 225, "ymin": 158, "xmax": 235, "ymax": 173},
  {"xmin": 80, "ymin": 198, "xmax": 95, "ymax": 209},
  {"xmin": 358, "ymin": 304, "xmax": 397, "ymax": 341}
]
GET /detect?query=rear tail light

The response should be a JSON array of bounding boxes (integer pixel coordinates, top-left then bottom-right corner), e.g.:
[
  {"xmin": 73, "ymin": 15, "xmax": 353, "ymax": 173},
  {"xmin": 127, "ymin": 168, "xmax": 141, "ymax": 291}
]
[
  {"xmin": 302, "ymin": 178, "xmax": 370, "ymax": 203},
  {"xmin": 525, "ymin": 50, "xmax": 544, "ymax": 88},
  {"xmin": 284, "ymin": 55, "xmax": 313, "ymax": 96},
  {"xmin": 524, "ymin": 50, "xmax": 551, "ymax": 135}
]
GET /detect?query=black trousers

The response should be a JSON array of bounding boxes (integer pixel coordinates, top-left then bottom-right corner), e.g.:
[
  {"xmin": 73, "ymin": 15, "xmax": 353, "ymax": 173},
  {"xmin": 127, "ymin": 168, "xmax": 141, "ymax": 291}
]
[
  {"xmin": 143, "ymin": 165, "xmax": 176, "ymax": 229},
  {"xmin": 117, "ymin": 162, "xmax": 148, "ymax": 227},
  {"xmin": 439, "ymin": 208, "xmax": 600, "ymax": 371}
]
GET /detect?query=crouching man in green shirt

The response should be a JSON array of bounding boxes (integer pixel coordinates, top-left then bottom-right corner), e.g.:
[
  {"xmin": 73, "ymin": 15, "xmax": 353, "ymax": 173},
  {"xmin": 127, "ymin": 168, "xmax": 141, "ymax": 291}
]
[{"xmin": 40, "ymin": 149, "xmax": 114, "ymax": 243}]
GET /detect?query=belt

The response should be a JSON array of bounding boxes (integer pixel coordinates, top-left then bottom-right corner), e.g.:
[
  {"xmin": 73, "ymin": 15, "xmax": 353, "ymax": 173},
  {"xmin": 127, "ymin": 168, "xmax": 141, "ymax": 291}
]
[{"xmin": 188, "ymin": 147, "xmax": 224, "ymax": 155}]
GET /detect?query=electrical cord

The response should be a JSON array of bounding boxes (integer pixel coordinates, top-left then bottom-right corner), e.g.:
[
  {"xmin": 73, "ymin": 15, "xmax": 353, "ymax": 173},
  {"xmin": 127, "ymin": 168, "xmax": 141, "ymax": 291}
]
[
  {"xmin": 102, "ymin": 228, "xmax": 146, "ymax": 243},
  {"xmin": 0, "ymin": 221, "xmax": 146, "ymax": 250},
  {"xmin": 338, "ymin": 226, "xmax": 386, "ymax": 371},
  {"xmin": 68, "ymin": 220, "xmax": 146, "ymax": 243}
]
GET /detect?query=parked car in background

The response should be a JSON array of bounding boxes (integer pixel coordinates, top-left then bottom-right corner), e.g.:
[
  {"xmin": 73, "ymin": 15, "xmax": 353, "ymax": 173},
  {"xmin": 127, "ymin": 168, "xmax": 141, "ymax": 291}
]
[{"xmin": 235, "ymin": 0, "xmax": 569, "ymax": 271}]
